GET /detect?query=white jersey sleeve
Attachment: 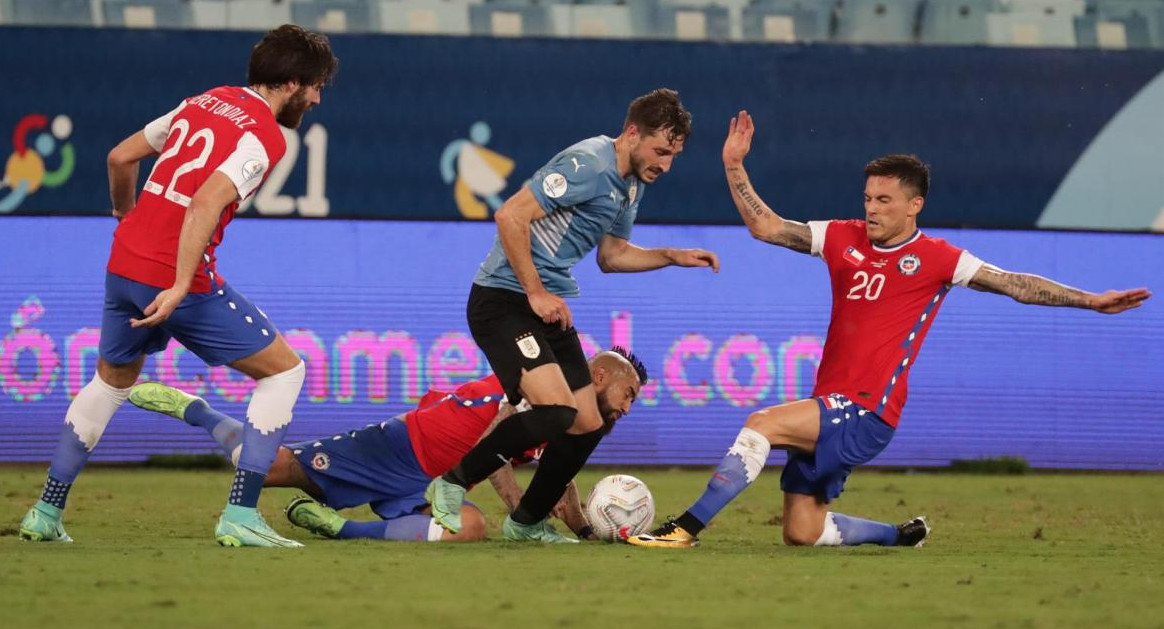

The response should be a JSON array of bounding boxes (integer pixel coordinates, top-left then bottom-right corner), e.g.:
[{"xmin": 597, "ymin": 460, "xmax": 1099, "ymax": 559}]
[
  {"xmin": 215, "ymin": 132, "xmax": 271, "ymax": 200},
  {"xmin": 952, "ymin": 251, "xmax": 986, "ymax": 287},
  {"xmin": 807, "ymin": 220, "xmax": 830, "ymax": 259},
  {"xmin": 142, "ymin": 101, "xmax": 188, "ymax": 152}
]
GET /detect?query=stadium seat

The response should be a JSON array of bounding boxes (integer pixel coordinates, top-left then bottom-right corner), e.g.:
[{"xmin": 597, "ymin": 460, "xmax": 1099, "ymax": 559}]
[
  {"xmin": 186, "ymin": 0, "xmax": 292, "ymax": 31},
  {"xmin": 743, "ymin": 0, "xmax": 833, "ymax": 42},
  {"xmin": 547, "ymin": 3, "xmax": 636, "ymax": 38},
  {"xmin": 9, "ymin": 0, "xmax": 93, "ymax": 26},
  {"xmin": 102, "ymin": 0, "xmax": 194, "ymax": 28},
  {"xmin": 834, "ymin": 0, "xmax": 923, "ymax": 43},
  {"xmin": 290, "ymin": 0, "xmax": 378, "ymax": 33},
  {"xmin": 919, "ymin": 0, "xmax": 996, "ymax": 45},
  {"xmin": 1090, "ymin": 0, "xmax": 1164, "ymax": 45},
  {"xmin": 648, "ymin": 3, "xmax": 732, "ymax": 40},
  {"xmin": 469, "ymin": 2, "xmax": 552, "ymax": 37},
  {"xmin": 986, "ymin": 0, "xmax": 1084, "ymax": 46},
  {"xmin": 378, "ymin": 0, "xmax": 472, "ymax": 35}
]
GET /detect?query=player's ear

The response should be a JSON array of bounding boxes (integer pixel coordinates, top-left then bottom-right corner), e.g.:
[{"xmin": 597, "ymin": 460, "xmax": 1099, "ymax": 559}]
[
  {"xmin": 908, "ymin": 195, "xmax": 924, "ymax": 217},
  {"xmin": 624, "ymin": 122, "xmax": 641, "ymax": 143},
  {"xmin": 592, "ymin": 366, "xmax": 607, "ymax": 386}
]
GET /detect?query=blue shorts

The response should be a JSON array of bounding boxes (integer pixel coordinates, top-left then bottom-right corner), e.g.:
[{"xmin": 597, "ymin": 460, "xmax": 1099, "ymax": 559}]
[
  {"xmin": 290, "ymin": 416, "xmax": 435, "ymax": 520},
  {"xmin": 780, "ymin": 394, "xmax": 895, "ymax": 503},
  {"xmin": 100, "ymin": 272, "xmax": 277, "ymax": 367}
]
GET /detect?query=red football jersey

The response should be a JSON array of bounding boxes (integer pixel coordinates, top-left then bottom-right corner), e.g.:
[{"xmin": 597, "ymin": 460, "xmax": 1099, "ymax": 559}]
[
  {"xmin": 406, "ymin": 375, "xmax": 542, "ymax": 478},
  {"xmin": 808, "ymin": 219, "xmax": 983, "ymax": 427},
  {"xmin": 108, "ymin": 86, "xmax": 287, "ymax": 293}
]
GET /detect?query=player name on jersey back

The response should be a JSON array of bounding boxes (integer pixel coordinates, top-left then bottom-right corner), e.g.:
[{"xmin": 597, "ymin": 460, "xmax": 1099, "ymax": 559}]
[{"xmin": 185, "ymin": 93, "xmax": 260, "ymax": 130}]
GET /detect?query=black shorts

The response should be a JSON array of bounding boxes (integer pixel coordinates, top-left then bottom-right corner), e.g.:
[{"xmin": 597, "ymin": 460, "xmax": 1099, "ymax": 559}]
[{"xmin": 466, "ymin": 283, "xmax": 592, "ymax": 405}]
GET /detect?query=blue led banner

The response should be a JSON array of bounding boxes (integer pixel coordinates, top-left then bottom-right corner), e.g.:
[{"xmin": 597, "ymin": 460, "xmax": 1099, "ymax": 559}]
[
  {"xmin": 1, "ymin": 217, "xmax": 1160, "ymax": 469},
  {"xmin": 3, "ymin": 27, "xmax": 1164, "ymax": 229}
]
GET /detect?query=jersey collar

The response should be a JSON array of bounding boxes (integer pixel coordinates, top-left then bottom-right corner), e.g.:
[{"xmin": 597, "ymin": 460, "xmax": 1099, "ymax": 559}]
[
  {"xmin": 243, "ymin": 87, "xmax": 271, "ymax": 106},
  {"xmin": 871, "ymin": 229, "xmax": 921, "ymax": 253}
]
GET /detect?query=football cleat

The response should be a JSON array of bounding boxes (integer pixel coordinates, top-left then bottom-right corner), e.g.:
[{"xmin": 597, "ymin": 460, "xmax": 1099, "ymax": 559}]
[
  {"xmin": 501, "ymin": 516, "xmax": 579, "ymax": 544},
  {"xmin": 215, "ymin": 505, "xmax": 304, "ymax": 548},
  {"xmin": 895, "ymin": 516, "xmax": 931, "ymax": 547},
  {"xmin": 285, "ymin": 496, "xmax": 346, "ymax": 539},
  {"xmin": 129, "ymin": 382, "xmax": 201, "ymax": 422},
  {"xmin": 626, "ymin": 518, "xmax": 700, "ymax": 549},
  {"xmin": 19, "ymin": 501, "xmax": 73, "ymax": 543},
  {"xmin": 424, "ymin": 477, "xmax": 465, "ymax": 533}
]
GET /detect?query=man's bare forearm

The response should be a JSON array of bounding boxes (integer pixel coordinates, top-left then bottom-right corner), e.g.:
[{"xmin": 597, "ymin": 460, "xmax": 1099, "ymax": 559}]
[
  {"xmin": 600, "ymin": 243, "xmax": 674, "ymax": 273},
  {"xmin": 488, "ymin": 463, "xmax": 523, "ymax": 513},
  {"xmin": 969, "ymin": 266, "xmax": 1093, "ymax": 308},
  {"xmin": 172, "ymin": 203, "xmax": 222, "ymax": 291},
  {"xmin": 725, "ymin": 165, "xmax": 812, "ymax": 253},
  {"xmin": 553, "ymin": 481, "xmax": 592, "ymax": 537},
  {"xmin": 497, "ymin": 212, "xmax": 548, "ymax": 296},
  {"xmin": 108, "ymin": 162, "xmax": 139, "ymax": 217}
]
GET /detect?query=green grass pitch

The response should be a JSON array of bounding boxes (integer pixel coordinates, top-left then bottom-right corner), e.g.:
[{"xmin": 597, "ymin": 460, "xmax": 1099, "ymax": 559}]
[{"xmin": 2, "ymin": 466, "xmax": 1162, "ymax": 629}]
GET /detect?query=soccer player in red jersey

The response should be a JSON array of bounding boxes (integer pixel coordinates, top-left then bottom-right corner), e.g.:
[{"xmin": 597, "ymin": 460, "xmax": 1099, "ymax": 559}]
[
  {"xmin": 124, "ymin": 349, "xmax": 646, "ymax": 543},
  {"xmin": 19, "ymin": 25, "xmax": 338, "ymax": 547},
  {"xmin": 629, "ymin": 111, "xmax": 1151, "ymax": 549}
]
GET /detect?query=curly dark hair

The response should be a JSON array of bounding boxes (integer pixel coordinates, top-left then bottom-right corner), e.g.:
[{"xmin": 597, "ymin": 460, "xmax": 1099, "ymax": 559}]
[
  {"xmin": 248, "ymin": 24, "xmax": 339, "ymax": 89},
  {"xmin": 624, "ymin": 88, "xmax": 692, "ymax": 143}
]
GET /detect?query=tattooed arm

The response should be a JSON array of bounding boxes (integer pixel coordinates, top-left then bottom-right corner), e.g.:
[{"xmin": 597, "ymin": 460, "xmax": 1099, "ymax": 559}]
[
  {"xmin": 968, "ymin": 264, "xmax": 1151, "ymax": 314},
  {"xmin": 722, "ymin": 111, "xmax": 813, "ymax": 254}
]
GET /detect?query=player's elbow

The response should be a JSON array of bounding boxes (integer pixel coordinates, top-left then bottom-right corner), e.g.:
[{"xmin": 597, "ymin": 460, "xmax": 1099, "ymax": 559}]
[
  {"xmin": 747, "ymin": 226, "xmax": 772, "ymax": 242},
  {"xmin": 747, "ymin": 219, "xmax": 783, "ymax": 244},
  {"xmin": 494, "ymin": 202, "xmax": 521, "ymax": 227},
  {"xmin": 596, "ymin": 254, "xmax": 618, "ymax": 274},
  {"xmin": 107, "ymin": 146, "xmax": 134, "ymax": 168}
]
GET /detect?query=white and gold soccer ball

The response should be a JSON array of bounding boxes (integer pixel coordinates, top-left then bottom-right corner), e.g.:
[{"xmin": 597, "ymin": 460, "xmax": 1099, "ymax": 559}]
[{"xmin": 584, "ymin": 474, "xmax": 655, "ymax": 542}]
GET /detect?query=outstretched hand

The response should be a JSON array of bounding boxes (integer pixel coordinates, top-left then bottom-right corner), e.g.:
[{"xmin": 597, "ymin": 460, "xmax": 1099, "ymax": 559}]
[
  {"xmin": 670, "ymin": 248, "xmax": 720, "ymax": 273},
  {"xmin": 1090, "ymin": 288, "xmax": 1152, "ymax": 314},
  {"xmin": 723, "ymin": 111, "xmax": 754, "ymax": 167}
]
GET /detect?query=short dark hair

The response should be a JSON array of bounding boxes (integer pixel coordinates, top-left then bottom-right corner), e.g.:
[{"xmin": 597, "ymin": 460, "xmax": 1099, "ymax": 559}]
[
  {"xmin": 624, "ymin": 88, "xmax": 692, "ymax": 143},
  {"xmin": 610, "ymin": 346, "xmax": 649, "ymax": 385},
  {"xmin": 864, "ymin": 154, "xmax": 930, "ymax": 199},
  {"xmin": 248, "ymin": 24, "xmax": 339, "ymax": 89}
]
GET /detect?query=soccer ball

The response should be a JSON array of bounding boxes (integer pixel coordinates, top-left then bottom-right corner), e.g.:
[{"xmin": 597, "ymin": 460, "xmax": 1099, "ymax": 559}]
[{"xmin": 584, "ymin": 474, "xmax": 655, "ymax": 542}]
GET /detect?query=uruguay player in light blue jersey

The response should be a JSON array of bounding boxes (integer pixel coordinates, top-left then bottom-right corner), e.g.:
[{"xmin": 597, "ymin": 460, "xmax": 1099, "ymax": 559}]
[{"xmin": 427, "ymin": 89, "xmax": 720, "ymax": 542}]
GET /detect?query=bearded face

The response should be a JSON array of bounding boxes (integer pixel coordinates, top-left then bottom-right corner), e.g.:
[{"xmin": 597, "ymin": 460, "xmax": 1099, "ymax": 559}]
[{"xmin": 276, "ymin": 85, "xmax": 317, "ymax": 129}]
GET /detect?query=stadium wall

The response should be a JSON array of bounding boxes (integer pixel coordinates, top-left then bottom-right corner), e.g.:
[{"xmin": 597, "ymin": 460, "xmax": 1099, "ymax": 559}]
[
  {"xmin": 4, "ymin": 27, "xmax": 1164, "ymax": 230},
  {"xmin": 1, "ymin": 217, "xmax": 1160, "ymax": 470}
]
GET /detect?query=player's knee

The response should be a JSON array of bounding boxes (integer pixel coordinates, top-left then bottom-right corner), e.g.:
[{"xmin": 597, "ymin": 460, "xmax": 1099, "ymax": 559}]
[
  {"xmin": 96, "ymin": 357, "xmax": 143, "ymax": 390},
  {"xmin": 519, "ymin": 404, "xmax": 577, "ymax": 442},
  {"xmin": 782, "ymin": 522, "xmax": 823, "ymax": 546},
  {"xmin": 743, "ymin": 410, "xmax": 779, "ymax": 440},
  {"xmin": 263, "ymin": 447, "xmax": 295, "ymax": 486},
  {"xmin": 247, "ymin": 361, "xmax": 305, "ymax": 434},
  {"xmin": 783, "ymin": 528, "xmax": 818, "ymax": 546}
]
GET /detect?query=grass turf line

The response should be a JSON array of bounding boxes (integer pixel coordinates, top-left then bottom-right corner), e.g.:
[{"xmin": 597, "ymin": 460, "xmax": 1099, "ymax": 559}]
[{"xmin": 2, "ymin": 466, "xmax": 1162, "ymax": 629}]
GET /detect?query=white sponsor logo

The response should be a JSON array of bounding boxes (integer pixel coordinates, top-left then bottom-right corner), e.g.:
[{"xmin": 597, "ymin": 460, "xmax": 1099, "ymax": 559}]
[
  {"xmin": 311, "ymin": 452, "xmax": 330, "ymax": 471},
  {"xmin": 241, "ymin": 159, "xmax": 265, "ymax": 181},
  {"xmin": 516, "ymin": 333, "xmax": 541, "ymax": 359},
  {"xmin": 570, "ymin": 156, "xmax": 585, "ymax": 173},
  {"xmin": 542, "ymin": 172, "xmax": 568, "ymax": 199}
]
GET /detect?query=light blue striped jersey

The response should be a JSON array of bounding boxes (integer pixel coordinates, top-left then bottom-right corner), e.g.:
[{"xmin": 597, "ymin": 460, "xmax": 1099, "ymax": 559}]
[{"xmin": 473, "ymin": 135, "xmax": 643, "ymax": 297}]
